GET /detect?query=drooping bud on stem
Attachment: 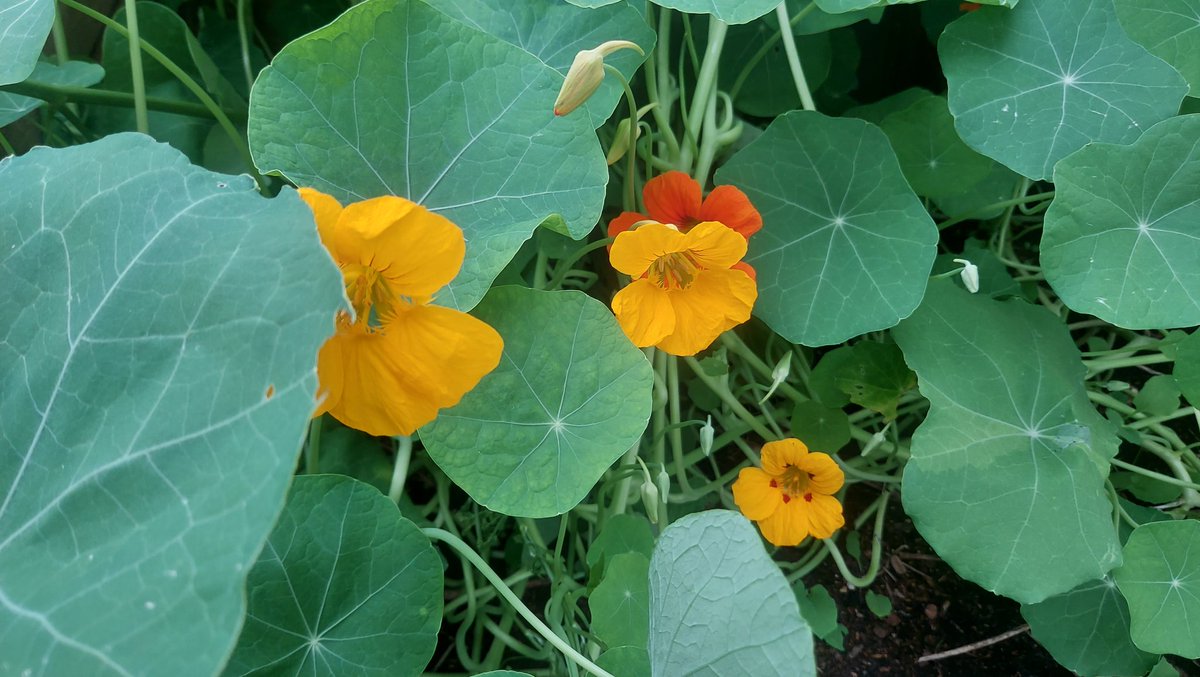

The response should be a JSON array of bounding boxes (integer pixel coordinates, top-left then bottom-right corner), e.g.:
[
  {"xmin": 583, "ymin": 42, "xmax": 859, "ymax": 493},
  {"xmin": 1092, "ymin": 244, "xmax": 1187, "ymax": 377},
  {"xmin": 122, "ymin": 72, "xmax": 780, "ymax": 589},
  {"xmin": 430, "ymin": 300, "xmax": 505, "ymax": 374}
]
[
  {"xmin": 554, "ymin": 40, "xmax": 644, "ymax": 116},
  {"xmin": 636, "ymin": 457, "xmax": 659, "ymax": 524},
  {"xmin": 759, "ymin": 352, "xmax": 792, "ymax": 404},
  {"xmin": 699, "ymin": 415, "xmax": 715, "ymax": 457},
  {"xmin": 953, "ymin": 258, "xmax": 980, "ymax": 294}
]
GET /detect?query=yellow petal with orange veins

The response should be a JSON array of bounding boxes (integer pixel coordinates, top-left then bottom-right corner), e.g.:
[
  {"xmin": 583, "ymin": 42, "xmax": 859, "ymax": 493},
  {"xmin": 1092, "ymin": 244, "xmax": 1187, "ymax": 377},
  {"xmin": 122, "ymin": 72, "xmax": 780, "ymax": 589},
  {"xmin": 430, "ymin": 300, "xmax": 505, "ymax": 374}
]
[
  {"xmin": 654, "ymin": 268, "xmax": 756, "ymax": 356},
  {"xmin": 338, "ymin": 196, "xmax": 466, "ymax": 298},
  {"xmin": 757, "ymin": 497, "xmax": 812, "ymax": 547},
  {"xmin": 732, "ymin": 467, "xmax": 781, "ymax": 521},
  {"xmin": 683, "ymin": 221, "xmax": 747, "ymax": 270},
  {"xmin": 387, "ymin": 304, "xmax": 503, "ymax": 407},
  {"xmin": 313, "ymin": 319, "xmax": 353, "ymax": 417},
  {"xmin": 297, "ymin": 187, "xmax": 343, "ymax": 255},
  {"xmin": 761, "ymin": 438, "xmax": 810, "ymax": 475},
  {"xmin": 610, "ymin": 222, "xmax": 688, "ymax": 277},
  {"xmin": 806, "ymin": 493, "xmax": 846, "ymax": 539},
  {"xmin": 797, "ymin": 452, "xmax": 846, "ymax": 495},
  {"xmin": 612, "ymin": 279, "xmax": 676, "ymax": 348}
]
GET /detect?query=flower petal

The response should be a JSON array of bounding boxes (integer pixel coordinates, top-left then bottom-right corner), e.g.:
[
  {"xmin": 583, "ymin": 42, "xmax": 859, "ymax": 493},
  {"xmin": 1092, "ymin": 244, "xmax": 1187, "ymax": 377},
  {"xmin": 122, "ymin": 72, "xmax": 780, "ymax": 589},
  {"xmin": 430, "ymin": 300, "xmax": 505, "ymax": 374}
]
[
  {"xmin": 610, "ymin": 221, "xmax": 688, "ymax": 278},
  {"xmin": 607, "ymin": 211, "xmax": 648, "ymax": 239},
  {"xmin": 732, "ymin": 261, "xmax": 757, "ymax": 281},
  {"xmin": 683, "ymin": 221, "xmax": 748, "ymax": 271},
  {"xmin": 805, "ymin": 493, "xmax": 845, "ymax": 539},
  {"xmin": 757, "ymin": 496, "xmax": 812, "ymax": 547},
  {"xmin": 701, "ymin": 185, "xmax": 762, "ymax": 239},
  {"xmin": 612, "ymin": 279, "xmax": 677, "ymax": 348},
  {"xmin": 761, "ymin": 438, "xmax": 810, "ymax": 475},
  {"xmin": 298, "ymin": 187, "xmax": 343, "ymax": 254},
  {"xmin": 796, "ymin": 451, "xmax": 845, "ymax": 495},
  {"xmin": 733, "ymin": 467, "xmax": 782, "ymax": 521},
  {"xmin": 313, "ymin": 319, "xmax": 353, "ymax": 417},
  {"xmin": 337, "ymin": 196, "xmax": 465, "ymax": 298},
  {"xmin": 643, "ymin": 171, "xmax": 702, "ymax": 227},
  {"xmin": 654, "ymin": 268, "xmax": 756, "ymax": 356}
]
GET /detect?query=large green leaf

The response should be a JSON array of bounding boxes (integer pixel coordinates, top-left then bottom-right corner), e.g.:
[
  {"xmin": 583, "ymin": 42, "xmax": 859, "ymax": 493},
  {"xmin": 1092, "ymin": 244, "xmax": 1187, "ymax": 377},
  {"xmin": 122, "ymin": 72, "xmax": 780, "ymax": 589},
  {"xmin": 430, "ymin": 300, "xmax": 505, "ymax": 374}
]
[
  {"xmin": 1113, "ymin": 520, "xmax": 1200, "ymax": 659},
  {"xmin": 0, "ymin": 60, "xmax": 103, "ymax": 126},
  {"xmin": 422, "ymin": 0, "xmax": 654, "ymax": 127},
  {"xmin": 1114, "ymin": 0, "xmax": 1200, "ymax": 94},
  {"xmin": 1174, "ymin": 330, "xmax": 1200, "ymax": 408},
  {"xmin": 0, "ymin": 133, "xmax": 343, "ymax": 675},
  {"xmin": 225, "ymin": 475, "xmax": 443, "ymax": 676},
  {"xmin": 940, "ymin": 0, "xmax": 1187, "ymax": 180},
  {"xmin": 879, "ymin": 92, "xmax": 996, "ymax": 201},
  {"xmin": 1042, "ymin": 115, "xmax": 1200, "ymax": 329},
  {"xmin": 648, "ymin": 510, "xmax": 815, "ymax": 676},
  {"xmin": 1021, "ymin": 578, "xmax": 1159, "ymax": 677},
  {"xmin": 0, "ymin": 0, "xmax": 53, "ymax": 85},
  {"xmin": 590, "ymin": 552, "xmax": 650, "ymax": 650},
  {"xmin": 892, "ymin": 281, "xmax": 1121, "ymax": 603},
  {"xmin": 649, "ymin": 0, "xmax": 777, "ymax": 24},
  {"xmin": 248, "ymin": 0, "xmax": 607, "ymax": 311},
  {"xmin": 421, "ymin": 287, "xmax": 653, "ymax": 518},
  {"xmin": 715, "ymin": 111, "xmax": 938, "ymax": 346}
]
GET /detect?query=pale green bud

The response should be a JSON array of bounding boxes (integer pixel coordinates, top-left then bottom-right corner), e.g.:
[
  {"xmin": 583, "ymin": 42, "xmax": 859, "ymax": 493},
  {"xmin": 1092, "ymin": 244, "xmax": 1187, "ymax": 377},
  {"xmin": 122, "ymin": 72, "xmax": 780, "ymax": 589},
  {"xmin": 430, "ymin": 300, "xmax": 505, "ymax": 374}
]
[
  {"xmin": 554, "ymin": 40, "xmax": 643, "ymax": 117},
  {"xmin": 953, "ymin": 258, "xmax": 980, "ymax": 294},
  {"xmin": 699, "ymin": 415, "xmax": 715, "ymax": 457}
]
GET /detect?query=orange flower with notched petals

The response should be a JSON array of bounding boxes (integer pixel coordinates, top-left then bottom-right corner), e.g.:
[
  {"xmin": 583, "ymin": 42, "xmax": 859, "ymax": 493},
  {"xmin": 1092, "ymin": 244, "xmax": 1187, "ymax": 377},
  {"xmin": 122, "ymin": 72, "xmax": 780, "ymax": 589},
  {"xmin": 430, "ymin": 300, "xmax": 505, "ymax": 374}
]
[
  {"xmin": 732, "ymin": 439, "xmax": 845, "ymax": 546},
  {"xmin": 609, "ymin": 220, "xmax": 756, "ymax": 356},
  {"xmin": 608, "ymin": 171, "xmax": 762, "ymax": 240},
  {"xmin": 299, "ymin": 188, "xmax": 503, "ymax": 437}
]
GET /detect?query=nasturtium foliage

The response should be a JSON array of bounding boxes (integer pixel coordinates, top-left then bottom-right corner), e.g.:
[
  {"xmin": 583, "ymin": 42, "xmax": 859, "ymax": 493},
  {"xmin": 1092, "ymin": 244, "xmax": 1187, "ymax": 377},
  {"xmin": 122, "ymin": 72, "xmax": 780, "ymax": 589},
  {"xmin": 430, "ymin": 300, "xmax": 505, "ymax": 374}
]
[
  {"xmin": 421, "ymin": 287, "xmax": 653, "ymax": 518},
  {"xmin": 590, "ymin": 552, "xmax": 651, "ymax": 650},
  {"xmin": 422, "ymin": 0, "xmax": 654, "ymax": 128},
  {"xmin": 1114, "ymin": 0, "xmax": 1200, "ymax": 94},
  {"xmin": 1113, "ymin": 520, "xmax": 1200, "ymax": 659},
  {"xmin": 818, "ymin": 0, "xmax": 1015, "ymax": 12},
  {"xmin": 893, "ymin": 281, "xmax": 1122, "ymax": 604},
  {"xmin": 833, "ymin": 341, "xmax": 916, "ymax": 420},
  {"xmin": 586, "ymin": 513, "xmax": 656, "ymax": 587},
  {"xmin": 793, "ymin": 3, "xmax": 882, "ymax": 35},
  {"xmin": 1042, "ymin": 115, "xmax": 1200, "ymax": 329},
  {"xmin": 1133, "ymin": 376, "xmax": 1181, "ymax": 418},
  {"xmin": 597, "ymin": 647, "xmax": 651, "ymax": 677},
  {"xmin": 0, "ymin": 60, "xmax": 104, "ymax": 127},
  {"xmin": 648, "ymin": 511, "xmax": 816, "ymax": 676},
  {"xmin": 649, "ymin": 0, "xmax": 777, "ymax": 25},
  {"xmin": 0, "ymin": 133, "xmax": 343, "ymax": 676},
  {"xmin": 225, "ymin": 475, "xmax": 443, "ymax": 676},
  {"xmin": 247, "ymin": 0, "xmax": 607, "ymax": 310},
  {"xmin": 790, "ymin": 400, "xmax": 852, "ymax": 453},
  {"xmin": 879, "ymin": 93, "xmax": 996, "ymax": 202},
  {"xmin": 716, "ymin": 111, "xmax": 938, "ymax": 347},
  {"xmin": 1174, "ymin": 330, "xmax": 1200, "ymax": 408},
  {"xmin": 940, "ymin": 0, "xmax": 1187, "ymax": 181},
  {"xmin": 720, "ymin": 17, "xmax": 832, "ymax": 119},
  {"xmin": 0, "ymin": 0, "xmax": 54, "ymax": 85},
  {"xmin": 1021, "ymin": 578, "xmax": 1159, "ymax": 677}
]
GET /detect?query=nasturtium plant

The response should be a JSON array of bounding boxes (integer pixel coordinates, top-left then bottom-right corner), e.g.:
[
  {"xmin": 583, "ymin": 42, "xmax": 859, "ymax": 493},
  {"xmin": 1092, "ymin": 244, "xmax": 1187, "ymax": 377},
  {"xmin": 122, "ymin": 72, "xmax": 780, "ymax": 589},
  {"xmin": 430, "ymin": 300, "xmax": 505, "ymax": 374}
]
[
  {"xmin": 0, "ymin": 0, "xmax": 54, "ymax": 85},
  {"xmin": 1114, "ymin": 0, "xmax": 1200, "ymax": 93},
  {"xmin": 0, "ymin": 60, "xmax": 102, "ymax": 126},
  {"xmin": 1113, "ymin": 521, "xmax": 1200, "ymax": 659}
]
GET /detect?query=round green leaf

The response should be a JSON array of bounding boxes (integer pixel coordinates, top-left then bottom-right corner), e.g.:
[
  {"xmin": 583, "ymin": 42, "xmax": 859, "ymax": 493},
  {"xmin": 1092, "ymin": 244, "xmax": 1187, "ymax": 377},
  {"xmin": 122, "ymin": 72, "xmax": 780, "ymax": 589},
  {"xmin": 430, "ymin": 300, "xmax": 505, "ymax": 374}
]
[
  {"xmin": 0, "ymin": 0, "xmax": 54, "ymax": 85},
  {"xmin": 0, "ymin": 60, "xmax": 104, "ymax": 127},
  {"xmin": 422, "ymin": 0, "xmax": 654, "ymax": 127},
  {"xmin": 422, "ymin": 287, "xmax": 653, "ymax": 517},
  {"xmin": 1113, "ymin": 521, "xmax": 1200, "ymax": 659},
  {"xmin": 247, "ymin": 0, "xmax": 607, "ymax": 311},
  {"xmin": 649, "ymin": 510, "xmax": 815, "ymax": 676},
  {"xmin": 940, "ymin": 0, "xmax": 1187, "ymax": 180},
  {"xmin": 586, "ymin": 513, "xmax": 656, "ymax": 570},
  {"xmin": 649, "ymin": 0, "xmax": 777, "ymax": 24},
  {"xmin": 844, "ymin": 87, "xmax": 931, "ymax": 125},
  {"xmin": 225, "ymin": 476, "xmax": 442, "ymax": 676},
  {"xmin": 0, "ymin": 134, "xmax": 343, "ymax": 675},
  {"xmin": 715, "ymin": 111, "xmax": 938, "ymax": 346},
  {"xmin": 1174, "ymin": 330, "xmax": 1200, "ymax": 408},
  {"xmin": 590, "ymin": 552, "xmax": 650, "ymax": 650},
  {"xmin": 789, "ymin": 400, "xmax": 851, "ymax": 453},
  {"xmin": 597, "ymin": 647, "xmax": 650, "ymax": 677},
  {"xmin": 1133, "ymin": 375, "xmax": 1181, "ymax": 417},
  {"xmin": 1115, "ymin": 0, "xmax": 1200, "ymax": 94},
  {"xmin": 893, "ymin": 281, "xmax": 1121, "ymax": 603},
  {"xmin": 880, "ymin": 93, "xmax": 996, "ymax": 201},
  {"xmin": 1042, "ymin": 115, "xmax": 1200, "ymax": 329}
]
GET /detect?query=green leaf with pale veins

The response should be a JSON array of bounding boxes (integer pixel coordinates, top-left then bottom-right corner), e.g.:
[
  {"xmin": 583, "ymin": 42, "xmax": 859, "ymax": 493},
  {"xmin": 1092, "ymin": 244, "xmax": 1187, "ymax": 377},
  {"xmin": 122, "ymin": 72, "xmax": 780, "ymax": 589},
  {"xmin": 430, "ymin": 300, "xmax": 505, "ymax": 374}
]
[
  {"xmin": 819, "ymin": 0, "xmax": 1015, "ymax": 13},
  {"xmin": 833, "ymin": 341, "xmax": 916, "ymax": 420},
  {"xmin": 1114, "ymin": 521, "xmax": 1200, "ymax": 659},
  {"xmin": 880, "ymin": 93, "xmax": 997, "ymax": 201},
  {"xmin": 940, "ymin": 0, "xmax": 1187, "ymax": 180},
  {"xmin": 789, "ymin": 400, "xmax": 851, "ymax": 453},
  {"xmin": 0, "ymin": 133, "xmax": 344, "ymax": 676},
  {"xmin": 590, "ymin": 552, "xmax": 650, "ymax": 650},
  {"xmin": 892, "ymin": 280, "xmax": 1122, "ymax": 603},
  {"xmin": 1174, "ymin": 330, "xmax": 1200, "ymax": 408},
  {"xmin": 1042, "ymin": 115, "xmax": 1200, "ymax": 329},
  {"xmin": 649, "ymin": 511, "xmax": 816, "ymax": 676},
  {"xmin": 225, "ymin": 476, "xmax": 443, "ymax": 676},
  {"xmin": 0, "ymin": 60, "xmax": 104, "ymax": 127},
  {"xmin": 649, "ymin": 0, "xmax": 778, "ymax": 24},
  {"xmin": 1115, "ymin": 0, "xmax": 1200, "ymax": 94},
  {"xmin": 422, "ymin": 0, "xmax": 654, "ymax": 127},
  {"xmin": 247, "ymin": 0, "xmax": 607, "ymax": 311},
  {"xmin": 597, "ymin": 647, "xmax": 650, "ymax": 677},
  {"xmin": 0, "ymin": 0, "xmax": 54, "ymax": 85},
  {"xmin": 715, "ymin": 111, "xmax": 938, "ymax": 346},
  {"xmin": 1022, "ymin": 578, "xmax": 1159, "ymax": 677},
  {"xmin": 421, "ymin": 287, "xmax": 653, "ymax": 518}
]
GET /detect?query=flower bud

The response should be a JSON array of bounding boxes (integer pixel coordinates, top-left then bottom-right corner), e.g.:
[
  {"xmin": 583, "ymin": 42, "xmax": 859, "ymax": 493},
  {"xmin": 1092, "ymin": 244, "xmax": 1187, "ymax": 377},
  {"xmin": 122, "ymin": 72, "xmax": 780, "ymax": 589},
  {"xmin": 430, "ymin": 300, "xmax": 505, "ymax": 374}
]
[
  {"xmin": 606, "ymin": 117, "xmax": 640, "ymax": 165},
  {"xmin": 953, "ymin": 258, "xmax": 980, "ymax": 294},
  {"xmin": 699, "ymin": 415, "xmax": 715, "ymax": 457},
  {"xmin": 656, "ymin": 467, "xmax": 670, "ymax": 504},
  {"xmin": 640, "ymin": 478, "xmax": 660, "ymax": 524},
  {"xmin": 759, "ymin": 352, "xmax": 792, "ymax": 404},
  {"xmin": 862, "ymin": 431, "xmax": 886, "ymax": 458},
  {"xmin": 554, "ymin": 40, "xmax": 644, "ymax": 117}
]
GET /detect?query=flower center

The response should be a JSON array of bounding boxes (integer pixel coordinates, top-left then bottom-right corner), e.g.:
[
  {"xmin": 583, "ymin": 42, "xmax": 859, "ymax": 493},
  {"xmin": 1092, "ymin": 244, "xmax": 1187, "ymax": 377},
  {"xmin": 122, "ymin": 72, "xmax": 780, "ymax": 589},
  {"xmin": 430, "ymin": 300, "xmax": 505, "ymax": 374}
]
[
  {"xmin": 768, "ymin": 464, "xmax": 814, "ymax": 503},
  {"xmin": 343, "ymin": 263, "xmax": 409, "ymax": 327},
  {"xmin": 648, "ymin": 251, "xmax": 701, "ymax": 290}
]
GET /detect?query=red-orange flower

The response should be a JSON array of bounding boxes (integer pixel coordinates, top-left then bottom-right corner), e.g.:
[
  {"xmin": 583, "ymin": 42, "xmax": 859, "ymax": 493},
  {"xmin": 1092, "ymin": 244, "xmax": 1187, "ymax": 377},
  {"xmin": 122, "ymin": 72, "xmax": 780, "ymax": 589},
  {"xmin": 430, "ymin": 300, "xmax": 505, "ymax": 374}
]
[{"xmin": 608, "ymin": 171, "xmax": 762, "ymax": 241}]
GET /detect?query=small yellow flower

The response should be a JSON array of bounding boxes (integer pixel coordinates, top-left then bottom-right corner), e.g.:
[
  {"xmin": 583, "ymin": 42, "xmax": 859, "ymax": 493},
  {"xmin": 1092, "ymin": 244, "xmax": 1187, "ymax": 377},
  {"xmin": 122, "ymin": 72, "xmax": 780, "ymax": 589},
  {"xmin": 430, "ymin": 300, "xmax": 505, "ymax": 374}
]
[
  {"xmin": 609, "ymin": 220, "xmax": 756, "ymax": 356},
  {"xmin": 299, "ymin": 188, "xmax": 503, "ymax": 437},
  {"xmin": 732, "ymin": 439, "xmax": 845, "ymax": 546}
]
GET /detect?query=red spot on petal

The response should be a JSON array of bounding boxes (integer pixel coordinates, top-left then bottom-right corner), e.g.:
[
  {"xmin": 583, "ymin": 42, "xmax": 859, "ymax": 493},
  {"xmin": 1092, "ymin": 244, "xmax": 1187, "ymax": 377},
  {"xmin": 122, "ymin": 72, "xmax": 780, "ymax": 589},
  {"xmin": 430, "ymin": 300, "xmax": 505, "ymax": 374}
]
[
  {"xmin": 769, "ymin": 479, "xmax": 778, "ymax": 488},
  {"xmin": 804, "ymin": 493, "xmax": 813, "ymax": 502},
  {"xmin": 781, "ymin": 494, "xmax": 791, "ymax": 503}
]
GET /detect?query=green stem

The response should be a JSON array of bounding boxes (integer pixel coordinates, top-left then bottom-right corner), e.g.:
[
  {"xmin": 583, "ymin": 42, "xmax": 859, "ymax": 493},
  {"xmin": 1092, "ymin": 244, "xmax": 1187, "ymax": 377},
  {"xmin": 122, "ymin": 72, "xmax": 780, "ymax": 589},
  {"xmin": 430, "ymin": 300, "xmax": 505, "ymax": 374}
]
[
  {"xmin": 0, "ymin": 131, "xmax": 14, "ymax": 156},
  {"xmin": 774, "ymin": 1, "xmax": 815, "ymax": 111},
  {"xmin": 388, "ymin": 435, "xmax": 413, "ymax": 504},
  {"xmin": 728, "ymin": 0, "xmax": 817, "ymax": 100},
  {"xmin": 236, "ymin": 0, "xmax": 255, "ymax": 92},
  {"xmin": 1110, "ymin": 457, "xmax": 1200, "ymax": 494},
  {"xmin": 644, "ymin": 6, "xmax": 680, "ymax": 164},
  {"xmin": 1084, "ymin": 353, "xmax": 1172, "ymax": 373},
  {"xmin": 422, "ymin": 528, "xmax": 616, "ymax": 677},
  {"xmin": 123, "ymin": 0, "xmax": 149, "ymax": 134},
  {"xmin": 684, "ymin": 356, "xmax": 776, "ymax": 440},
  {"xmin": 1, "ymin": 80, "xmax": 245, "ymax": 120},
  {"xmin": 605, "ymin": 65, "xmax": 640, "ymax": 212},
  {"xmin": 305, "ymin": 416, "xmax": 322, "ymax": 474},
  {"xmin": 677, "ymin": 17, "xmax": 726, "ymax": 173},
  {"xmin": 938, "ymin": 191, "xmax": 1055, "ymax": 230},
  {"xmin": 666, "ymin": 356, "xmax": 694, "ymax": 493},
  {"xmin": 51, "ymin": 3, "xmax": 70, "ymax": 64},
  {"xmin": 547, "ymin": 237, "xmax": 613, "ymax": 290},
  {"xmin": 824, "ymin": 490, "xmax": 890, "ymax": 587}
]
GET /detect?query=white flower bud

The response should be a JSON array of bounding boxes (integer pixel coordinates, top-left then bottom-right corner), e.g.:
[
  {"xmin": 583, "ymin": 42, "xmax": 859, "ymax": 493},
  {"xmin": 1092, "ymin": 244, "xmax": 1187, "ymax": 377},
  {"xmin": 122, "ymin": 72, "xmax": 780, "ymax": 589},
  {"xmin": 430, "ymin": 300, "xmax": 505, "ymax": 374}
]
[
  {"xmin": 953, "ymin": 258, "xmax": 980, "ymax": 294},
  {"xmin": 759, "ymin": 352, "xmax": 792, "ymax": 403},
  {"xmin": 699, "ymin": 415, "xmax": 715, "ymax": 457}
]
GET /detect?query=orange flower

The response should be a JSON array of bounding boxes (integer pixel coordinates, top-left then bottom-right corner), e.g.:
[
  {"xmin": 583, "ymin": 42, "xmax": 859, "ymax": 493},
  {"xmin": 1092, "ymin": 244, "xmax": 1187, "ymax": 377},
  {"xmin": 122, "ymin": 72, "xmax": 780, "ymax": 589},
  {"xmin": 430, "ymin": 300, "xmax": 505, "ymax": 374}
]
[
  {"xmin": 299, "ymin": 188, "xmax": 503, "ymax": 437},
  {"xmin": 608, "ymin": 171, "xmax": 762, "ymax": 241},
  {"xmin": 732, "ymin": 439, "xmax": 845, "ymax": 546},
  {"xmin": 609, "ymin": 220, "xmax": 756, "ymax": 356}
]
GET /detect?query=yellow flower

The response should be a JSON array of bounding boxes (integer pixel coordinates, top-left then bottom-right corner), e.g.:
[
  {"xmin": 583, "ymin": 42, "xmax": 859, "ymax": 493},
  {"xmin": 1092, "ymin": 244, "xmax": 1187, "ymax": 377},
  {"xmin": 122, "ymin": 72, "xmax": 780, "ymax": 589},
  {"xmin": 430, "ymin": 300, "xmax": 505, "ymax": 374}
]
[
  {"xmin": 732, "ymin": 439, "xmax": 845, "ymax": 546},
  {"xmin": 609, "ymin": 221, "xmax": 756, "ymax": 356},
  {"xmin": 299, "ymin": 188, "xmax": 503, "ymax": 437}
]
